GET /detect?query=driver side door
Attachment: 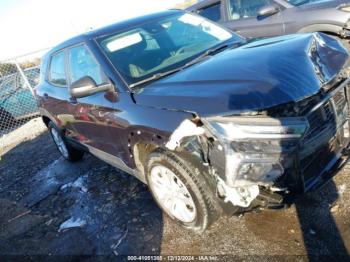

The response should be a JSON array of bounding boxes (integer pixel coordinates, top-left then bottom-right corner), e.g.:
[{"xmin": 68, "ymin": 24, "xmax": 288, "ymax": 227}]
[
  {"xmin": 222, "ymin": 0, "xmax": 285, "ymax": 38},
  {"xmin": 66, "ymin": 44, "xmax": 120, "ymax": 155}
]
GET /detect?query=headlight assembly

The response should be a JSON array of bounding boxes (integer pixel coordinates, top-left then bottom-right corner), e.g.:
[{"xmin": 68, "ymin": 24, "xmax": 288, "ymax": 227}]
[
  {"xmin": 203, "ymin": 116, "xmax": 309, "ymax": 187},
  {"xmin": 231, "ymin": 139, "xmax": 299, "ymax": 154},
  {"xmin": 204, "ymin": 116, "xmax": 309, "ymax": 141},
  {"xmin": 238, "ymin": 162, "xmax": 284, "ymax": 184}
]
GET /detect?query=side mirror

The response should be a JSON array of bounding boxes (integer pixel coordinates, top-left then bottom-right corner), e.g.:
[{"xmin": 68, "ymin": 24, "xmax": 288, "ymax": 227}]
[
  {"xmin": 257, "ymin": 5, "xmax": 279, "ymax": 18},
  {"xmin": 70, "ymin": 76, "xmax": 113, "ymax": 98}
]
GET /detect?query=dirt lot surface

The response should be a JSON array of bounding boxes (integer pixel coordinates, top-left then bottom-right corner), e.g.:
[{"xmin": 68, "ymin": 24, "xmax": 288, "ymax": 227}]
[{"xmin": 0, "ymin": 118, "xmax": 350, "ymax": 260}]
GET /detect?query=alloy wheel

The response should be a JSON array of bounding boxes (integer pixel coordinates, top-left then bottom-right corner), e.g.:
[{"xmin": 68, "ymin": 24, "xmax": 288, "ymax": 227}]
[
  {"xmin": 149, "ymin": 165, "xmax": 197, "ymax": 223},
  {"xmin": 50, "ymin": 128, "xmax": 69, "ymax": 159}
]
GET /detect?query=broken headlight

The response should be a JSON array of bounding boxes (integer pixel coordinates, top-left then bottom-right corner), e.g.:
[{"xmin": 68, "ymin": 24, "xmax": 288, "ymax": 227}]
[
  {"xmin": 231, "ymin": 139, "xmax": 299, "ymax": 154},
  {"xmin": 238, "ymin": 162, "xmax": 284, "ymax": 183},
  {"xmin": 204, "ymin": 117, "xmax": 309, "ymax": 187},
  {"xmin": 207, "ymin": 117, "xmax": 308, "ymax": 140}
]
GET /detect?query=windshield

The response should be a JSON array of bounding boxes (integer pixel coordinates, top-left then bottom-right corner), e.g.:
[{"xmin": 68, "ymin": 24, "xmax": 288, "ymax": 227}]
[
  {"xmin": 286, "ymin": 0, "xmax": 325, "ymax": 6},
  {"xmin": 98, "ymin": 13, "xmax": 243, "ymax": 87}
]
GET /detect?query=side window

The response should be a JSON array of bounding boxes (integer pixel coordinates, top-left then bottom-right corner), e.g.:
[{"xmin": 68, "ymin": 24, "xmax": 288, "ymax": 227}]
[
  {"xmin": 229, "ymin": 0, "xmax": 271, "ymax": 20},
  {"xmin": 68, "ymin": 45, "xmax": 106, "ymax": 85},
  {"xmin": 49, "ymin": 52, "xmax": 67, "ymax": 86},
  {"xmin": 197, "ymin": 3, "xmax": 221, "ymax": 22}
]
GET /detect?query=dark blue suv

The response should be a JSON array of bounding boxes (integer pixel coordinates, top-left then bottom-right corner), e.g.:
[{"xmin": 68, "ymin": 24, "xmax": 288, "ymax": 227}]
[{"xmin": 36, "ymin": 10, "xmax": 350, "ymax": 232}]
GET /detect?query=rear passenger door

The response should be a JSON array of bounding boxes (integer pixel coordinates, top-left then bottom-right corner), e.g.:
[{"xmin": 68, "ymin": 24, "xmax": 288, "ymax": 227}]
[
  {"xmin": 222, "ymin": 0, "xmax": 284, "ymax": 38},
  {"xmin": 43, "ymin": 51, "xmax": 75, "ymax": 134}
]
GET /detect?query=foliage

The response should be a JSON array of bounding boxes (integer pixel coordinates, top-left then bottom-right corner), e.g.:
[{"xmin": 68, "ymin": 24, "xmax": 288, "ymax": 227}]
[
  {"xmin": 173, "ymin": 0, "xmax": 199, "ymax": 9},
  {"xmin": 0, "ymin": 58, "xmax": 41, "ymax": 78},
  {"xmin": 0, "ymin": 63, "xmax": 17, "ymax": 77},
  {"xmin": 20, "ymin": 58, "xmax": 41, "ymax": 69}
]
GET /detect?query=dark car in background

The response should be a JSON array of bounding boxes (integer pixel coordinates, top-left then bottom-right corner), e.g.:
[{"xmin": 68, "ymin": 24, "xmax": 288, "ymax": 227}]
[
  {"xmin": 36, "ymin": 10, "xmax": 350, "ymax": 232},
  {"xmin": 187, "ymin": 0, "xmax": 350, "ymax": 47}
]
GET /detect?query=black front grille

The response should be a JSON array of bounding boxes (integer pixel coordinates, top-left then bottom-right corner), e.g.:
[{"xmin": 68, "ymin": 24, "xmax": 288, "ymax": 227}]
[
  {"xmin": 300, "ymin": 85, "xmax": 349, "ymax": 188},
  {"xmin": 304, "ymin": 101, "xmax": 336, "ymax": 142}
]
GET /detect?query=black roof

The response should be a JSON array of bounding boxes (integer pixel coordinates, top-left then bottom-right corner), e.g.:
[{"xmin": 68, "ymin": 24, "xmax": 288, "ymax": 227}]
[{"xmin": 49, "ymin": 9, "xmax": 183, "ymax": 54}]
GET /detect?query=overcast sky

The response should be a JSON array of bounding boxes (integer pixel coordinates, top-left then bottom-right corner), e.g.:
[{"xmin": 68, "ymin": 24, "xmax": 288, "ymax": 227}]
[{"xmin": 0, "ymin": 0, "xmax": 184, "ymax": 60}]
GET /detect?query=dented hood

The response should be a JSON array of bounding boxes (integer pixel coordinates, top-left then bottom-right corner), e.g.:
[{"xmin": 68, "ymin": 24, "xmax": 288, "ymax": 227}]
[{"xmin": 134, "ymin": 33, "xmax": 349, "ymax": 117}]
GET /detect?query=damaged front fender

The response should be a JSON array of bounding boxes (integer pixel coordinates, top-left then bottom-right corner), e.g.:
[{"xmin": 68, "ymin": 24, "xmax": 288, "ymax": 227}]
[{"xmin": 165, "ymin": 119, "xmax": 205, "ymax": 150}]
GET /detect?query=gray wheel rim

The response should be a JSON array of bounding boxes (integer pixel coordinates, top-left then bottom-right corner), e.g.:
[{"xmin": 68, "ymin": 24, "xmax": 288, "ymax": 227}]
[{"xmin": 149, "ymin": 165, "xmax": 197, "ymax": 223}]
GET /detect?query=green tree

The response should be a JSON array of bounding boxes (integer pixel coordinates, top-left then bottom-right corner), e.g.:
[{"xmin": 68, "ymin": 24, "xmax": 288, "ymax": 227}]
[
  {"xmin": 20, "ymin": 58, "xmax": 41, "ymax": 69},
  {"xmin": 174, "ymin": 0, "xmax": 198, "ymax": 9}
]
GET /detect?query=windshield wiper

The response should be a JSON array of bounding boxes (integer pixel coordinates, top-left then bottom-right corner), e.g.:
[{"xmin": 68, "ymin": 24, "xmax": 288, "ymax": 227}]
[
  {"xmin": 130, "ymin": 41, "xmax": 241, "ymax": 89},
  {"xmin": 129, "ymin": 67, "xmax": 182, "ymax": 89},
  {"xmin": 182, "ymin": 42, "xmax": 234, "ymax": 69}
]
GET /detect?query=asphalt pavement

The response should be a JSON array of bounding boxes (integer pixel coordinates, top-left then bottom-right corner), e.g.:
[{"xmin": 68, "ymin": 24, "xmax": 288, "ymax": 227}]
[{"xmin": 0, "ymin": 118, "xmax": 349, "ymax": 260}]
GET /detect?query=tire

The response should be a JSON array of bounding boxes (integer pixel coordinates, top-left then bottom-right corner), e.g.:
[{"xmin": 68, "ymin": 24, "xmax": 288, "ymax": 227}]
[
  {"xmin": 48, "ymin": 122, "xmax": 84, "ymax": 162},
  {"xmin": 0, "ymin": 107, "xmax": 16, "ymax": 130},
  {"xmin": 146, "ymin": 149, "xmax": 221, "ymax": 232}
]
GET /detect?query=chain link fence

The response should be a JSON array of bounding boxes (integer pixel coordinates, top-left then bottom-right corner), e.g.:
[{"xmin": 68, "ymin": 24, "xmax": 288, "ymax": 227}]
[{"xmin": 0, "ymin": 50, "xmax": 49, "ymax": 138}]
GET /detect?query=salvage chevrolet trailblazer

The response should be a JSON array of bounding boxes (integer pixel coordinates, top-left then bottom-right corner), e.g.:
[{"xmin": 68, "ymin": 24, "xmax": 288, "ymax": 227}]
[{"xmin": 36, "ymin": 10, "xmax": 350, "ymax": 232}]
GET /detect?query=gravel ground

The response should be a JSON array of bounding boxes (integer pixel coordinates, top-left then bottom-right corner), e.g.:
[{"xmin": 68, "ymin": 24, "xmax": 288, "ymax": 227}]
[{"xmin": 0, "ymin": 118, "xmax": 349, "ymax": 260}]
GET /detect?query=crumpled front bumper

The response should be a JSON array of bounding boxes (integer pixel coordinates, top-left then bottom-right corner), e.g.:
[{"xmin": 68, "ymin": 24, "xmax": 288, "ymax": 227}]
[{"xmin": 213, "ymin": 79, "xmax": 350, "ymax": 209}]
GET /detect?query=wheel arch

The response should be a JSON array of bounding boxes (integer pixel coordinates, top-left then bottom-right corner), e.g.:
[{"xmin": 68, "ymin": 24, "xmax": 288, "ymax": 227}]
[
  {"xmin": 41, "ymin": 114, "xmax": 64, "ymax": 131},
  {"xmin": 132, "ymin": 133, "xmax": 216, "ymax": 191},
  {"xmin": 298, "ymin": 24, "xmax": 344, "ymax": 37},
  {"xmin": 133, "ymin": 140, "xmax": 160, "ymax": 181},
  {"xmin": 41, "ymin": 115, "xmax": 51, "ymax": 127}
]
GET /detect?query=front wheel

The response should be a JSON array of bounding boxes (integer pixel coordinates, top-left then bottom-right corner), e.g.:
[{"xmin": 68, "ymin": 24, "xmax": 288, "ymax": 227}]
[
  {"xmin": 146, "ymin": 150, "xmax": 221, "ymax": 232},
  {"xmin": 48, "ymin": 122, "xmax": 84, "ymax": 162}
]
